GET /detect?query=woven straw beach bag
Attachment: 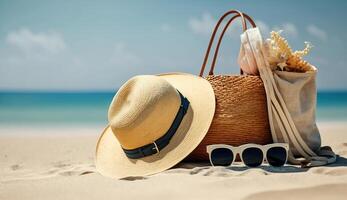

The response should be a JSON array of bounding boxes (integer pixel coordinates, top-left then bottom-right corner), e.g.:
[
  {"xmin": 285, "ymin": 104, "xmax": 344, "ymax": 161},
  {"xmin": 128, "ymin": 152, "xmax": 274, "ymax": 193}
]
[{"xmin": 187, "ymin": 10, "xmax": 272, "ymax": 161}]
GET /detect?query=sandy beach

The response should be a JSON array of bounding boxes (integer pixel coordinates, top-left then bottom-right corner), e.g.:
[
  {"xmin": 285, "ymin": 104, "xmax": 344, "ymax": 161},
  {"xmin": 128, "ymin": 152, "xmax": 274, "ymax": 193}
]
[
  {"xmin": 0, "ymin": 122, "xmax": 346, "ymax": 200},
  {"xmin": 1, "ymin": 0, "xmax": 347, "ymax": 199}
]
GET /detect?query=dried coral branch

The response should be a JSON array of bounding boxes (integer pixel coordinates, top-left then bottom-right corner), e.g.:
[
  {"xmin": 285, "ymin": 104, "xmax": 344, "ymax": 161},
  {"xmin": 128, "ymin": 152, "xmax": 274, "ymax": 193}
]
[
  {"xmin": 286, "ymin": 54, "xmax": 313, "ymax": 72},
  {"xmin": 265, "ymin": 31, "xmax": 314, "ymax": 73},
  {"xmin": 270, "ymin": 31, "xmax": 292, "ymax": 58},
  {"xmin": 263, "ymin": 39, "xmax": 284, "ymax": 70},
  {"xmin": 293, "ymin": 42, "xmax": 313, "ymax": 57}
]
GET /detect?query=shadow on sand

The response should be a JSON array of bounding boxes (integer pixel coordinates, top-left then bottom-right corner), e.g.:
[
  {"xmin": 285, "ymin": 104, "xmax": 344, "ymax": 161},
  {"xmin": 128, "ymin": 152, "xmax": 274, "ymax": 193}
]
[
  {"xmin": 178, "ymin": 155, "xmax": 347, "ymax": 173},
  {"xmin": 119, "ymin": 155, "xmax": 347, "ymax": 181}
]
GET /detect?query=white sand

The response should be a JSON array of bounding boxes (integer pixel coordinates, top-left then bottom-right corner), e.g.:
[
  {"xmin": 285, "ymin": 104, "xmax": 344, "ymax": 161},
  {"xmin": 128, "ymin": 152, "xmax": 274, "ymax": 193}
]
[{"xmin": 0, "ymin": 122, "xmax": 346, "ymax": 200}]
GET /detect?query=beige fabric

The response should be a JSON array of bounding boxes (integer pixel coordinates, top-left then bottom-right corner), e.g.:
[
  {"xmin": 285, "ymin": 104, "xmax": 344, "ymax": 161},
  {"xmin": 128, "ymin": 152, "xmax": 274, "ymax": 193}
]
[
  {"xmin": 273, "ymin": 70, "xmax": 321, "ymax": 154},
  {"xmin": 238, "ymin": 34, "xmax": 259, "ymax": 75},
  {"xmin": 95, "ymin": 73, "xmax": 215, "ymax": 179},
  {"xmin": 238, "ymin": 27, "xmax": 336, "ymax": 167}
]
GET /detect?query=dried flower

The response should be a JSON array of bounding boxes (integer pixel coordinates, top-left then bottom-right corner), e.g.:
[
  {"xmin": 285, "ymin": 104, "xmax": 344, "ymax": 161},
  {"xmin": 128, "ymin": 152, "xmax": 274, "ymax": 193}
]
[
  {"xmin": 293, "ymin": 42, "xmax": 313, "ymax": 57},
  {"xmin": 270, "ymin": 31, "xmax": 292, "ymax": 58},
  {"xmin": 286, "ymin": 54, "xmax": 312, "ymax": 72},
  {"xmin": 263, "ymin": 39, "xmax": 287, "ymax": 70},
  {"xmin": 263, "ymin": 31, "xmax": 314, "ymax": 72}
]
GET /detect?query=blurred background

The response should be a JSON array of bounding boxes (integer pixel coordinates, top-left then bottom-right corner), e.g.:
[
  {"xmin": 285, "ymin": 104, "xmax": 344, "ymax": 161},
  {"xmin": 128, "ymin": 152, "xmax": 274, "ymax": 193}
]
[{"xmin": 0, "ymin": 0, "xmax": 346, "ymax": 129}]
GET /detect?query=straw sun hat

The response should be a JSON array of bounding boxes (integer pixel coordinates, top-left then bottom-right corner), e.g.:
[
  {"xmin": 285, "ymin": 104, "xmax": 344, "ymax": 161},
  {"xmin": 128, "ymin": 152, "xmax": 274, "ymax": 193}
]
[{"xmin": 95, "ymin": 72, "xmax": 215, "ymax": 179}]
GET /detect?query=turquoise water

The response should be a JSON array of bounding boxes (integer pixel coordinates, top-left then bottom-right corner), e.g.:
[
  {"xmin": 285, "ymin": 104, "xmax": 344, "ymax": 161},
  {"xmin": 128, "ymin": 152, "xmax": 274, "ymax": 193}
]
[
  {"xmin": 0, "ymin": 92, "xmax": 112, "ymax": 127},
  {"xmin": 0, "ymin": 91, "xmax": 346, "ymax": 127}
]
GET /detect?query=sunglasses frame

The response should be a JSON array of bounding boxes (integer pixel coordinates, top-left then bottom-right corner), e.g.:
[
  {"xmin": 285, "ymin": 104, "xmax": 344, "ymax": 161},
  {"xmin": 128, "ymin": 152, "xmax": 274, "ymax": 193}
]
[{"xmin": 206, "ymin": 143, "xmax": 289, "ymax": 167}]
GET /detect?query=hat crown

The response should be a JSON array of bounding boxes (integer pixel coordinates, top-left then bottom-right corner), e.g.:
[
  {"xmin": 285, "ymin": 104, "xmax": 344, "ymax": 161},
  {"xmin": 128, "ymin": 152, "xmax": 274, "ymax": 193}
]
[{"xmin": 108, "ymin": 75, "xmax": 181, "ymax": 149}]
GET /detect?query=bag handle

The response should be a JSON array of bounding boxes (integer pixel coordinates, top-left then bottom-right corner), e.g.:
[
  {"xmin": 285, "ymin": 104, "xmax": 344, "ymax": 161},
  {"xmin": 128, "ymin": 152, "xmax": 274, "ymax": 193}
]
[
  {"xmin": 199, "ymin": 10, "xmax": 246, "ymax": 77},
  {"xmin": 199, "ymin": 10, "xmax": 256, "ymax": 77},
  {"xmin": 209, "ymin": 13, "xmax": 256, "ymax": 76}
]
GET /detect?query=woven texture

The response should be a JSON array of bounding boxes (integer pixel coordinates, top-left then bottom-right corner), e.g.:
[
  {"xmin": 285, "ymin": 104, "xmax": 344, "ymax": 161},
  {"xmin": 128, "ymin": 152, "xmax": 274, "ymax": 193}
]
[{"xmin": 187, "ymin": 75, "xmax": 272, "ymax": 160}]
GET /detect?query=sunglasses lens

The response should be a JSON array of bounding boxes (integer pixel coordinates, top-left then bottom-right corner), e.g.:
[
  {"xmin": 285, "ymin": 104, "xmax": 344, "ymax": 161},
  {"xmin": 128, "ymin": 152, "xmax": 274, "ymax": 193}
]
[
  {"xmin": 242, "ymin": 147, "xmax": 263, "ymax": 167},
  {"xmin": 210, "ymin": 148, "xmax": 234, "ymax": 166},
  {"xmin": 267, "ymin": 147, "xmax": 287, "ymax": 167}
]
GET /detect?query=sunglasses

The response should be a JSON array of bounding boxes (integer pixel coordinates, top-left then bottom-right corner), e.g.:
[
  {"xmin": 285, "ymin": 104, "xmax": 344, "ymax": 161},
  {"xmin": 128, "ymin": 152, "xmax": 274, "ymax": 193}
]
[{"xmin": 206, "ymin": 143, "xmax": 289, "ymax": 167}]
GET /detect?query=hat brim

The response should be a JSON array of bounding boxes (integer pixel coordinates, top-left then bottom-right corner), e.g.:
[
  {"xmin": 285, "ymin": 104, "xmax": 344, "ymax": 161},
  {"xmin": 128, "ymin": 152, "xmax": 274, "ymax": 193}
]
[{"xmin": 95, "ymin": 72, "xmax": 215, "ymax": 179}]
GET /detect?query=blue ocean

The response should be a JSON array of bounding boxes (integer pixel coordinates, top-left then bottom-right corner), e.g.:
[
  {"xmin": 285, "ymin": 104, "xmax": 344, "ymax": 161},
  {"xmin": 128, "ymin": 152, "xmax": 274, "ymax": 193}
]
[{"xmin": 0, "ymin": 91, "xmax": 346, "ymax": 127}]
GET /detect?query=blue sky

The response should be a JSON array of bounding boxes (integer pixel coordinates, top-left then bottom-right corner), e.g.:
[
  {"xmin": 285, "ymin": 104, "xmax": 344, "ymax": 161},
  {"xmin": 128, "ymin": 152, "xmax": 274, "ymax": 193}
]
[{"xmin": 0, "ymin": 0, "xmax": 346, "ymax": 91}]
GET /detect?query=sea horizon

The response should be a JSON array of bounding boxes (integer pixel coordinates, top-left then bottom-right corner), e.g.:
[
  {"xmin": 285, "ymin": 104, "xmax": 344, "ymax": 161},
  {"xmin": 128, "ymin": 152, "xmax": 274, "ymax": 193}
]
[{"xmin": 1, "ymin": 90, "xmax": 346, "ymax": 129}]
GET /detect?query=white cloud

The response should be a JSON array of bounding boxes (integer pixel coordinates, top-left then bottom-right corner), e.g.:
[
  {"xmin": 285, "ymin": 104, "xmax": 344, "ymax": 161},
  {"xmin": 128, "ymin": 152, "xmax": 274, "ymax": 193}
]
[
  {"xmin": 256, "ymin": 20, "xmax": 270, "ymax": 36},
  {"xmin": 281, "ymin": 23, "xmax": 298, "ymax": 37},
  {"xmin": 188, "ymin": 13, "xmax": 215, "ymax": 36},
  {"xmin": 307, "ymin": 25, "xmax": 327, "ymax": 40},
  {"xmin": 6, "ymin": 28, "xmax": 66, "ymax": 55},
  {"xmin": 189, "ymin": 13, "xmax": 299, "ymax": 40},
  {"xmin": 188, "ymin": 13, "xmax": 248, "ymax": 40},
  {"xmin": 109, "ymin": 43, "xmax": 142, "ymax": 68},
  {"xmin": 160, "ymin": 24, "xmax": 172, "ymax": 32},
  {"xmin": 273, "ymin": 23, "xmax": 298, "ymax": 38}
]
